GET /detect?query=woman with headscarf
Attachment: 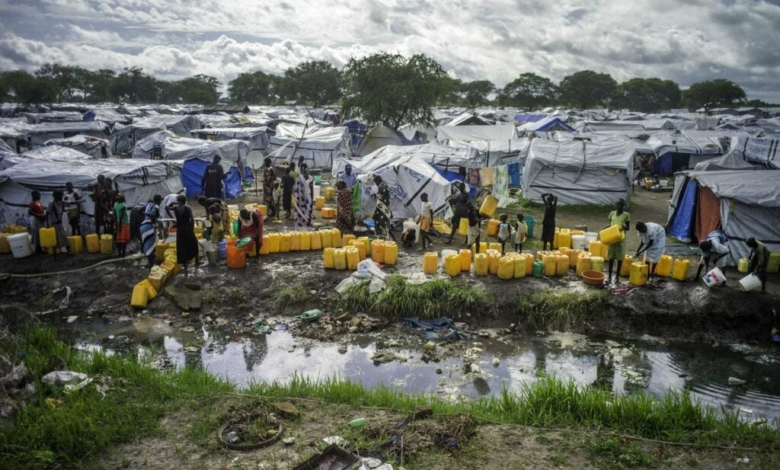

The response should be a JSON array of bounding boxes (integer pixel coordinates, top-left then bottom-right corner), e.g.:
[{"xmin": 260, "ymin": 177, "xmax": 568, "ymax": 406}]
[
  {"xmin": 140, "ymin": 194, "xmax": 162, "ymax": 267},
  {"xmin": 238, "ymin": 208, "xmax": 263, "ymax": 258},
  {"xmin": 334, "ymin": 179, "xmax": 355, "ymax": 233},
  {"xmin": 173, "ymin": 194, "xmax": 199, "ymax": 273},
  {"xmin": 262, "ymin": 157, "xmax": 277, "ymax": 218},
  {"xmin": 372, "ymin": 175, "xmax": 394, "ymax": 240},
  {"xmin": 294, "ymin": 163, "xmax": 314, "ymax": 231}
]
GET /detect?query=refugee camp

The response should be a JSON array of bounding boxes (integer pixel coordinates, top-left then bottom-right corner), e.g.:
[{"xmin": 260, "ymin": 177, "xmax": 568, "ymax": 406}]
[{"xmin": 1, "ymin": 1, "xmax": 780, "ymax": 469}]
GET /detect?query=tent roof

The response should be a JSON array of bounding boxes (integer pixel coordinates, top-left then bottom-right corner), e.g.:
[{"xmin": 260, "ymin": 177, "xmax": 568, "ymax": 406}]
[
  {"xmin": 25, "ymin": 121, "xmax": 109, "ymax": 135},
  {"xmin": 334, "ymin": 143, "xmax": 477, "ymax": 175},
  {"xmin": 689, "ymin": 169, "xmax": 780, "ymax": 207},
  {"xmin": 519, "ymin": 117, "xmax": 575, "ymax": 132},
  {"xmin": 447, "ymin": 112, "xmax": 489, "ymax": 126},
  {"xmin": 21, "ymin": 145, "xmax": 94, "ymax": 161},
  {"xmin": 192, "ymin": 127, "xmax": 270, "ymax": 138},
  {"xmin": 436, "ymin": 124, "xmax": 517, "ymax": 142},
  {"xmin": 646, "ymin": 133, "xmax": 723, "ymax": 156},
  {"xmin": 526, "ymin": 139, "xmax": 635, "ymax": 172}
]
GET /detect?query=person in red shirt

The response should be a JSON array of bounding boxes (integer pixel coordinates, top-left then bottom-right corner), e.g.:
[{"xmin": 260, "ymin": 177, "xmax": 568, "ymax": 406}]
[
  {"xmin": 28, "ymin": 190, "xmax": 46, "ymax": 253},
  {"xmin": 238, "ymin": 208, "xmax": 263, "ymax": 259}
]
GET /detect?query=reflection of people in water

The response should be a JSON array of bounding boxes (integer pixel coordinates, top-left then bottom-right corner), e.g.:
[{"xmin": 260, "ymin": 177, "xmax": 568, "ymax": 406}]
[
  {"xmin": 242, "ymin": 335, "xmax": 269, "ymax": 372},
  {"xmin": 594, "ymin": 353, "xmax": 615, "ymax": 391}
]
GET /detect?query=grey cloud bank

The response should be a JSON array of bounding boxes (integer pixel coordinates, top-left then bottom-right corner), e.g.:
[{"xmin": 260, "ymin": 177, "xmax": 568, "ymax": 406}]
[{"xmin": 1, "ymin": 0, "xmax": 779, "ymax": 101}]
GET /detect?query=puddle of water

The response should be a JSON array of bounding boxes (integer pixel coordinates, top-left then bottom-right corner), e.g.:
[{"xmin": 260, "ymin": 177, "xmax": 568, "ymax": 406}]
[{"xmin": 60, "ymin": 316, "xmax": 780, "ymax": 424}]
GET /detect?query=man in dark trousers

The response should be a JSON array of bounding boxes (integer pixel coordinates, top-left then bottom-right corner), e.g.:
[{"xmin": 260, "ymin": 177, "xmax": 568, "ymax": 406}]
[
  {"xmin": 201, "ymin": 156, "xmax": 224, "ymax": 199},
  {"xmin": 541, "ymin": 193, "xmax": 557, "ymax": 251}
]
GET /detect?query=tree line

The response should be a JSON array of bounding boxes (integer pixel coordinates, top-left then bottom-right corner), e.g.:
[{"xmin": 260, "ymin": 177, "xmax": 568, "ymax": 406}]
[{"xmin": 0, "ymin": 54, "xmax": 771, "ymax": 128}]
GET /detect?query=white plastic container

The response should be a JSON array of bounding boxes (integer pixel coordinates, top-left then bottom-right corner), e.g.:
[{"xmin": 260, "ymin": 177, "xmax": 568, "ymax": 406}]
[
  {"xmin": 313, "ymin": 185, "xmax": 321, "ymax": 198},
  {"xmin": 572, "ymin": 235, "xmax": 587, "ymax": 250},
  {"xmin": 8, "ymin": 233, "xmax": 32, "ymax": 258},
  {"xmin": 584, "ymin": 232, "xmax": 598, "ymax": 245},
  {"xmin": 703, "ymin": 267, "xmax": 727, "ymax": 287},
  {"xmin": 738, "ymin": 274, "xmax": 762, "ymax": 292}
]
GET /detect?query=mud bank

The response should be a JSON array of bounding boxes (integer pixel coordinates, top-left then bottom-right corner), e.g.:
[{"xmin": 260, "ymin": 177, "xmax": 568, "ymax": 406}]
[{"xmin": 0, "ymin": 247, "xmax": 777, "ymax": 344}]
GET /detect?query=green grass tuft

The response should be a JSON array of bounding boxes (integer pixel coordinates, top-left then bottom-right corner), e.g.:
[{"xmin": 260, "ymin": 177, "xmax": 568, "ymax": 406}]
[
  {"xmin": 336, "ymin": 275, "xmax": 490, "ymax": 319},
  {"xmin": 273, "ymin": 284, "xmax": 312, "ymax": 312},
  {"xmin": 517, "ymin": 290, "xmax": 608, "ymax": 331}
]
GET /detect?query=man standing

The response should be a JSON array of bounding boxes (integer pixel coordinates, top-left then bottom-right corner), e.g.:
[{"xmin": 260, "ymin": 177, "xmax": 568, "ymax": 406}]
[
  {"xmin": 337, "ymin": 163, "xmax": 358, "ymax": 189},
  {"xmin": 746, "ymin": 237, "xmax": 770, "ymax": 293},
  {"xmin": 201, "ymin": 156, "xmax": 224, "ymax": 199},
  {"xmin": 262, "ymin": 157, "xmax": 277, "ymax": 218},
  {"xmin": 63, "ymin": 181, "xmax": 82, "ymax": 238},
  {"xmin": 606, "ymin": 199, "xmax": 630, "ymax": 285},
  {"xmin": 541, "ymin": 193, "xmax": 557, "ymax": 251}
]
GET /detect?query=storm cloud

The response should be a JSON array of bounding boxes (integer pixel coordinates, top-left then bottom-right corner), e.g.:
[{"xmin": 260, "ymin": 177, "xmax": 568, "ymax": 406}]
[{"xmin": 1, "ymin": 0, "xmax": 779, "ymax": 101}]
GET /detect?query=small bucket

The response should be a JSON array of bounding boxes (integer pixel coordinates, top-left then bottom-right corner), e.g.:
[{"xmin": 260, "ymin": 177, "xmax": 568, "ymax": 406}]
[
  {"xmin": 703, "ymin": 267, "xmax": 727, "ymax": 287},
  {"xmin": 738, "ymin": 274, "xmax": 761, "ymax": 292}
]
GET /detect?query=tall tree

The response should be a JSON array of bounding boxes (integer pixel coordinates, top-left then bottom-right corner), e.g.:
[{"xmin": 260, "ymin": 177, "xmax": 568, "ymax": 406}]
[
  {"xmin": 498, "ymin": 73, "xmax": 558, "ymax": 109},
  {"xmin": 82, "ymin": 69, "xmax": 116, "ymax": 103},
  {"xmin": 269, "ymin": 75, "xmax": 294, "ymax": 104},
  {"xmin": 460, "ymin": 80, "xmax": 495, "ymax": 107},
  {"xmin": 284, "ymin": 61, "xmax": 342, "ymax": 107},
  {"xmin": 35, "ymin": 63, "xmax": 88, "ymax": 101},
  {"xmin": 560, "ymin": 70, "xmax": 617, "ymax": 109},
  {"xmin": 110, "ymin": 67, "xmax": 159, "ymax": 104},
  {"xmin": 682, "ymin": 79, "xmax": 746, "ymax": 111},
  {"xmin": 436, "ymin": 76, "xmax": 463, "ymax": 106},
  {"xmin": 611, "ymin": 78, "xmax": 681, "ymax": 112},
  {"xmin": 177, "ymin": 74, "xmax": 220, "ymax": 104},
  {"xmin": 342, "ymin": 53, "xmax": 447, "ymax": 130},
  {"xmin": 228, "ymin": 71, "xmax": 273, "ymax": 104}
]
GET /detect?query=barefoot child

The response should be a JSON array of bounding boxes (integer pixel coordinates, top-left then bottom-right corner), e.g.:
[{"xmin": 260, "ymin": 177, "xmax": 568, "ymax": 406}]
[
  {"xmin": 512, "ymin": 213, "xmax": 528, "ymax": 253},
  {"xmin": 418, "ymin": 193, "xmax": 434, "ymax": 250},
  {"xmin": 496, "ymin": 213, "xmax": 512, "ymax": 255}
]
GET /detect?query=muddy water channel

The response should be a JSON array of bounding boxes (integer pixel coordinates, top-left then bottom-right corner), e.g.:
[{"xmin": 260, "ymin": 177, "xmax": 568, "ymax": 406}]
[{"xmin": 60, "ymin": 316, "xmax": 780, "ymax": 424}]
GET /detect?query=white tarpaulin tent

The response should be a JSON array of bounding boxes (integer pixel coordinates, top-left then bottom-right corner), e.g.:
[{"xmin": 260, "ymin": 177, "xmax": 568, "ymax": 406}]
[
  {"xmin": 522, "ymin": 139, "xmax": 635, "ymax": 205},
  {"xmin": 436, "ymin": 125, "xmax": 517, "ymax": 142},
  {"xmin": 355, "ymin": 126, "xmax": 404, "ymax": 157},
  {"xmin": 132, "ymin": 131, "xmax": 249, "ymax": 199},
  {"xmin": 268, "ymin": 124, "xmax": 350, "ymax": 169},
  {"xmin": 732, "ymin": 137, "xmax": 780, "ymax": 169},
  {"xmin": 334, "ymin": 144, "xmax": 478, "ymax": 176},
  {"xmin": 690, "ymin": 169, "xmax": 780, "ymax": 264},
  {"xmin": 0, "ymin": 158, "xmax": 182, "ymax": 233},
  {"xmin": 44, "ymin": 135, "xmax": 113, "ymax": 158},
  {"xmin": 191, "ymin": 127, "xmax": 270, "ymax": 167},
  {"xmin": 26, "ymin": 121, "xmax": 110, "ymax": 147},
  {"xmin": 111, "ymin": 115, "xmax": 204, "ymax": 154},
  {"xmin": 353, "ymin": 155, "xmax": 453, "ymax": 220}
]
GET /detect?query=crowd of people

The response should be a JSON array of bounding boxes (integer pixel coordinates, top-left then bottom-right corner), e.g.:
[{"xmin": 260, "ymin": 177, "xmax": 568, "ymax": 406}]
[{"xmin": 20, "ymin": 156, "xmax": 772, "ymax": 292}]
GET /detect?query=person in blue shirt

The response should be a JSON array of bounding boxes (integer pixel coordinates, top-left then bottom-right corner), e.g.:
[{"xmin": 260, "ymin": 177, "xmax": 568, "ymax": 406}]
[{"xmin": 337, "ymin": 164, "xmax": 358, "ymax": 189}]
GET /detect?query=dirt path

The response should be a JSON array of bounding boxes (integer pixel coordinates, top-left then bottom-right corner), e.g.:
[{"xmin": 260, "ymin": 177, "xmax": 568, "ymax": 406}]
[{"xmin": 95, "ymin": 395, "xmax": 777, "ymax": 470}]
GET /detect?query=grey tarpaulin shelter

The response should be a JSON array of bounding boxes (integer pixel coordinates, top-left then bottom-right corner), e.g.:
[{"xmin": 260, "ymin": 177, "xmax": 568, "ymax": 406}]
[
  {"xmin": 0, "ymin": 157, "xmax": 182, "ymax": 233},
  {"xmin": 436, "ymin": 124, "xmax": 517, "ymax": 143},
  {"xmin": 112, "ymin": 115, "xmax": 204, "ymax": 154},
  {"xmin": 332, "ymin": 143, "xmax": 478, "ymax": 176},
  {"xmin": 522, "ymin": 139, "xmax": 635, "ymax": 205},
  {"xmin": 26, "ymin": 121, "xmax": 111, "ymax": 148},
  {"xmin": 355, "ymin": 126, "xmax": 404, "ymax": 157},
  {"xmin": 268, "ymin": 123, "xmax": 350, "ymax": 169},
  {"xmin": 45, "ymin": 135, "xmax": 113, "ymax": 158},
  {"xmin": 191, "ymin": 127, "xmax": 271, "ymax": 167}
]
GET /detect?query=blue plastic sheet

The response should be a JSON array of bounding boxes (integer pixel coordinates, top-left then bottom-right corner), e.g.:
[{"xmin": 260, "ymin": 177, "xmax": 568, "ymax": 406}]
[
  {"xmin": 403, "ymin": 317, "xmax": 470, "ymax": 341},
  {"xmin": 435, "ymin": 170, "xmax": 477, "ymax": 199},
  {"xmin": 182, "ymin": 159, "xmax": 243, "ymax": 199},
  {"xmin": 668, "ymin": 178, "xmax": 697, "ymax": 241},
  {"xmin": 508, "ymin": 162, "xmax": 521, "ymax": 187}
]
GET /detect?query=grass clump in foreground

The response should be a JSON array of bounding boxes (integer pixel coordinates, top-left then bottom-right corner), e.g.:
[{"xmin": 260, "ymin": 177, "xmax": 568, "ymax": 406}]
[
  {"xmin": 273, "ymin": 283, "xmax": 312, "ymax": 311},
  {"xmin": 337, "ymin": 275, "xmax": 490, "ymax": 319},
  {"xmin": 518, "ymin": 290, "xmax": 609, "ymax": 330},
  {"xmin": 2, "ymin": 326, "xmax": 779, "ymax": 469}
]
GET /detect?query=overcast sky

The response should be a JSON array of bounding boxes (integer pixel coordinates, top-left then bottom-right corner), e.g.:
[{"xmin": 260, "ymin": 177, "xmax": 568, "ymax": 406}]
[{"xmin": 1, "ymin": 0, "xmax": 779, "ymax": 102}]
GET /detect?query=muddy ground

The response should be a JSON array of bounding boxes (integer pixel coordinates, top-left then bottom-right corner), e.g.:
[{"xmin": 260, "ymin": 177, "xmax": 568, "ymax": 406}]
[
  {"xmin": 0, "ymin": 187, "xmax": 777, "ymax": 345},
  {"xmin": 93, "ymin": 394, "xmax": 777, "ymax": 470}
]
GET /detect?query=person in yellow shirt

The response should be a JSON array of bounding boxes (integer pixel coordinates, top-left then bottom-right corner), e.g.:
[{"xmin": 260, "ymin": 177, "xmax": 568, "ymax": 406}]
[{"xmin": 605, "ymin": 199, "xmax": 630, "ymax": 285}]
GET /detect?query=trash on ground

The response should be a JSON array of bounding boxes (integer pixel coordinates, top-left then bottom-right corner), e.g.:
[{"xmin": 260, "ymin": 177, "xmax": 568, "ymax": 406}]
[
  {"xmin": 403, "ymin": 317, "xmax": 469, "ymax": 341},
  {"xmin": 321, "ymin": 436, "xmax": 348, "ymax": 446},
  {"xmin": 728, "ymin": 377, "xmax": 747, "ymax": 386},
  {"xmin": 42, "ymin": 371, "xmax": 87, "ymax": 387},
  {"xmin": 372, "ymin": 352, "xmax": 406, "ymax": 364}
]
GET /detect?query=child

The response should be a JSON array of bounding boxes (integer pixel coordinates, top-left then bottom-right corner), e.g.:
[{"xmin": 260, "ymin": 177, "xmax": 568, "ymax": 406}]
[
  {"xmin": 209, "ymin": 206, "xmax": 225, "ymax": 243},
  {"xmin": 401, "ymin": 227, "xmax": 416, "ymax": 248},
  {"xmin": 512, "ymin": 212, "xmax": 528, "ymax": 253},
  {"xmin": 466, "ymin": 203, "xmax": 481, "ymax": 249},
  {"xmin": 273, "ymin": 181, "xmax": 282, "ymax": 221},
  {"xmin": 418, "ymin": 192, "xmax": 434, "ymax": 250},
  {"xmin": 114, "ymin": 193, "xmax": 130, "ymax": 257},
  {"xmin": 496, "ymin": 213, "xmax": 512, "ymax": 255}
]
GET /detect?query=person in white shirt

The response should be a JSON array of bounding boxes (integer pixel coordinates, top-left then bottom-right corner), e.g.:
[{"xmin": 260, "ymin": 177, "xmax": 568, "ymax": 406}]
[
  {"xmin": 696, "ymin": 230, "xmax": 730, "ymax": 278},
  {"xmin": 417, "ymin": 192, "xmax": 434, "ymax": 250}
]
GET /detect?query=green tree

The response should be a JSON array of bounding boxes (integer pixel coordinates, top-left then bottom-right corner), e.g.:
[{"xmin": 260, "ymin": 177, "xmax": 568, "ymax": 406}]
[
  {"xmin": 498, "ymin": 72, "xmax": 559, "ymax": 109},
  {"xmin": 682, "ymin": 79, "xmax": 746, "ymax": 111},
  {"xmin": 560, "ymin": 70, "xmax": 617, "ymax": 109},
  {"xmin": 342, "ymin": 53, "xmax": 447, "ymax": 130},
  {"xmin": 611, "ymin": 78, "xmax": 681, "ymax": 112},
  {"xmin": 35, "ymin": 63, "xmax": 88, "ymax": 101},
  {"xmin": 436, "ymin": 76, "xmax": 463, "ymax": 106},
  {"xmin": 460, "ymin": 80, "xmax": 495, "ymax": 107},
  {"xmin": 82, "ymin": 69, "xmax": 116, "ymax": 103},
  {"xmin": 177, "ymin": 74, "xmax": 220, "ymax": 104},
  {"xmin": 269, "ymin": 75, "xmax": 294, "ymax": 104},
  {"xmin": 110, "ymin": 67, "xmax": 159, "ymax": 104},
  {"xmin": 228, "ymin": 71, "xmax": 273, "ymax": 104},
  {"xmin": 284, "ymin": 61, "xmax": 342, "ymax": 107}
]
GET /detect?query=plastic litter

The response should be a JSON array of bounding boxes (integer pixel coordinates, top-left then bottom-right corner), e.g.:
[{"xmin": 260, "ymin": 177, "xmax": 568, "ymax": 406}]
[
  {"xmin": 728, "ymin": 377, "xmax": 747, "ymax": 386},
  {"xmin": 42, "ymin": 371, "xmax": 87, "ymax": 386},
  {"xmin": 322, "ymin": 436, "xmax": 348, "ymax": 446},
  {"xmin": 300, "ymin": 309, "xmax": 323, "ymax": 323},
  {"xmin": 349, "ymin": 418, "xmax": 367, "ymax": 427},
  {"xmin": 369, "ymin": 276, "xmax": 386, "ymax": 294}
]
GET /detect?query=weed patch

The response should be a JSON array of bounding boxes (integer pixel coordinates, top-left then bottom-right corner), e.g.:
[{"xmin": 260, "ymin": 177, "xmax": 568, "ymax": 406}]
[
  {"xmin": 273, "ymin": 284, "xmax": 312, "ymax": 312},
  {"xmin": 517, "ymin": 290, "xmax": 608, "ymax": 330},
  {"xmin": 586, "ymin": 437, "xmax": 655, "ymax": 469},
  {"xmin": 336, "ymin": 275, "xmax": 490, "ymax": 319}
]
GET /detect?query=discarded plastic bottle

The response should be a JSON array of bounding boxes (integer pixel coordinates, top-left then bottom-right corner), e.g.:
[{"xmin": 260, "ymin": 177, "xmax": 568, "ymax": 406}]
[{"xmin": 349, "ymin": 418, "xmax": 366, "ymax": 428}]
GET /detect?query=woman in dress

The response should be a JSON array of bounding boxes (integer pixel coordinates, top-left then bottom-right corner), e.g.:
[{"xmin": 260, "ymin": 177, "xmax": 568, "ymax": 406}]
[
  {"xmin": 46, "ymin": 190, "xmax": 68, "ymax": 254},
  {"xmin": 372, "ymin": 175, "xmax": 394, "ymax": 241},
  {"xmin": 140, "ymin": 194, "xmax": 162, "ymax": 267},
  {"xmin": 294, "ymin": 164, "xmax": 314, "ymax": 231},
  {"xmin": 173, "ymin": 194, "xmax": 199, "ymax": 273},
  {"xmin": 114, "ymin": 193, "xmax": 130, "ymax": 258},
  {"xmin": 334, "ymin": 180, "xmax": 355, "ymax": 234},
  {"xmin": 262, "ymin": 157, "xmax": 277, "ymax": 218}
]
